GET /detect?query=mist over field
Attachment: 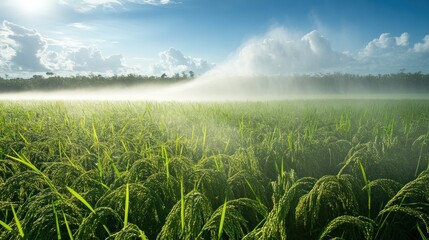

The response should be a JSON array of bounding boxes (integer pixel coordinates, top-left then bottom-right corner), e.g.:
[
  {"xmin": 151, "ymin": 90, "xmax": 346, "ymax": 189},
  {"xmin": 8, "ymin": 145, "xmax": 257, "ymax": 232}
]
[{"xmin": 1, "ymin": 26, "xmax": 429, "ymax": 101}]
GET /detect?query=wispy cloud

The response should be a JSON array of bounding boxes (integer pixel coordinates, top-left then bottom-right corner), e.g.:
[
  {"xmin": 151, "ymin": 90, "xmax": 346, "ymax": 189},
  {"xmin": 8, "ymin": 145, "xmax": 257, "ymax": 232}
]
[
  {"xmin": 60, "ymin": 0, "xmax": 174, "ymax": 12},
  {"xmin": 67, "ymin": 22, "xmax": 94, "ymax": 31}
]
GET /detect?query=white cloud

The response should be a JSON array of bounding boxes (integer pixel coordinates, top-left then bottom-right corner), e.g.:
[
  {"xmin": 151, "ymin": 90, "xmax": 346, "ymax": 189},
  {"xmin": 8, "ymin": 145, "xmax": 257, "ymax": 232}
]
[
  {"xmin": 68, "ymin": 47, "xmax": 124, "ymax": 72},
  {"xmin": 151, "ymin": 48, "xmax": 215, "ymax": 76},
  {"xmin": 211, "ymin": 28, "xmax": 352, "ymax": 76},
  {"xmin": 0, "ymin": 21, "xmax": 48, "ymax": 71},
  {"xmin": 40, "ymin": 50, "xmax": 74, "ymax": 71},
  {"xmin": 67, "ymin": 23, "xmax": 94, "ymax": 31},
  {"xmin": 413, "ymin": 35, "xmax": 429, "ymax": 53},
  {"xmin": 395, "ymin": 32, "xmax": 409, "ymax": 46},
  {"xmin": 0, "ymin": 20, "xmax": 125, "ymax": 74},
  {"xmin": 60, "ymin": 0, "xmax": 172, "ymax": 12},
  {"xmin": 204, "ymin": 28, "xmax": 429, "ymax": 77},
  {"xmin": 360, "ymin": 33, "xmax": 396, "ymax": 58},
  {"xmin": 355, "ymin": 32, "xmax": 429, "ymax": 73},
  {"xmin": 129, "ymin": 0, "xmax": 171, "ymax": 5}
]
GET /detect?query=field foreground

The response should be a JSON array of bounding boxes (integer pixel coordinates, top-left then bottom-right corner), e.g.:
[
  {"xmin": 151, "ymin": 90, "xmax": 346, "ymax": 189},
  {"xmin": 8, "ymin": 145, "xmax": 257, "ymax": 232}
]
[{"xmin": 0, "ymin": 100, "xmax": 429, "ymax": 239}]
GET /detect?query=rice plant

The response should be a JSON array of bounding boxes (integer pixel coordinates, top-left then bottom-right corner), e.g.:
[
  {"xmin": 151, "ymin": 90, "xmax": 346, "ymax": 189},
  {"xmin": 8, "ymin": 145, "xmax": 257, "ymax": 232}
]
[{"xmin": 0, "ymin": 100, "xmax": 428, "ymax": 239}]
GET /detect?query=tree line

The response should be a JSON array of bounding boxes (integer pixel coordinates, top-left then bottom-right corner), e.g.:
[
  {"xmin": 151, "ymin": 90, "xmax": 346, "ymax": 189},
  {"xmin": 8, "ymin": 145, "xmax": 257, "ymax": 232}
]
[
  {"xmin": 0, "ymin": 71, "xmax": 428, "ymax": 94},
  {"xmin": 0, "ymin": 72, "xmax": 194, "ymax": 93}
]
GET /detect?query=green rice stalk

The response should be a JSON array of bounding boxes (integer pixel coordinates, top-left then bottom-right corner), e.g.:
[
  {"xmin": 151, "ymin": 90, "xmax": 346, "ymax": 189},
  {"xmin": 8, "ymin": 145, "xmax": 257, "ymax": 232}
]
[
  {"xmin": 223, "ymin": 138, "xmax": 230, "ymax": 154},
  {"xmin": 244, "ymin": 178, "xmax": 262, "ymax": 205},
  {"xmin": 121, "ymin": 139, "xmax": 129, "ymax": 152},
  {"xmin": 18, "ymin": 131, "xmax": 29, "ymax": 145},
  {"xmin": 202, "ymin": 126, "xmax": 207, "ymax": 149},
  {"xmin": 62, "ymin": 211, "xmax": 74, "ymax": 240},
  {"xmin": 11, "ymin": 204, "xmax": 24, "ymax": 238},
  {"xmin": 58, "ymin": 141, "xmax": 79, "ymax": 170},
  {"xmin": 375, "ymin": 195, "xmax": 406, "ymax": 239},
  {"xmin": 66, "ymin": 186, "xmax": 95, "ymax": 214},
  {"xmin": 162, "ymin": 146, "xmax": 170, "ymax": 182},
  {"xmin": 0, "ymin": 219, "xmax": 12, "ymax": 232},
  {"xmin": 92, "ymin": 123, "xmax": 99, "ymax": 145},
  {"xmin": 417, "ymin": 223, "xmax": 428, "ymax": 240},
  {"xmin": 181, "ymin": 179, "xmax": 185, "ymax": 234},
  {"xmin": 359, "ymin": 161, "xmax": 371, "ymax": 218},
  {"xmin": 124, "ymin": 183, "xmax": 130, "ymax": 228},
  {"xmin": 7, "ymin": 150, "xmax": 57, "ymax": 192},
  {"xmin": 139, "ymin": 229, "xmax": 148, "ymax": 240},
  {"xmin": 52, "ymin": 202, "xmax": 62, "ymax": 240},
  {"xmin": 218, "ymin": 197, "xmax": 227, "ymax": 240}
]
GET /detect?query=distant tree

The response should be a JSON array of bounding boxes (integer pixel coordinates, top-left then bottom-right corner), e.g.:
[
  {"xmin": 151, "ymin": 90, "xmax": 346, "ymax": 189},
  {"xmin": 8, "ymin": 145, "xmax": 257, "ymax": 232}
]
[
  {"xmin": 173, "ymin": 73, "xmax": 180, "ymax": 79},
  {"xmin": 181, "ymin": 71, "xmax": 188, "ymax": 79},
  {"xmin": 46, "ymin": 72, "xmax": 54, "ymax": 76},
  {"xmin": 161, "ymin": 73, "xmax": 167, "ymax": 79},
  {"xmin": 189, "ymin": 71, "xmax": 195, "ymax": 78}
]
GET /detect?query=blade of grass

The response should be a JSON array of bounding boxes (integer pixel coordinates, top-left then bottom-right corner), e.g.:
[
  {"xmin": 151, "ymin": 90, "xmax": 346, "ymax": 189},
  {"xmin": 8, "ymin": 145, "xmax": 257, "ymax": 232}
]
[
  {"xmin": 18, "ymin": 131, "xmax": 29, "ymax": 145},
  {"xmin": 67, "ymin": 187, "xmax": 112, "ymax": 237},
  {"xmin": 139, "ymin": 230, "xmax": 148, "ymax": 240},
  {"xmin": 162, "ymin": 146, "xmax": 170, "ymax": 182},
  {"xmin": 218, "ymin": 197, "xmax": 227, "ymax": 240},
  {"xmin": 52, "ymin": 202, "xmax": 62, "ymax": 240},
  {"xmin": 124, "ymin": 183, "xmax": 130, "ymax": 228},
  {"xmin": 0, "ymin": 219, "xmax": 12, "ymax": 232},
  {"xmin": 180, "ymin": 179, "xmax": 185, "ymax": 234},
  {"xmin": 62, "ymin": 211, "xmax": 74, "ymax": 240},
  {"xmin": 66, "ymin": 186, "xmax": 95, "ymax": 214},
  {"xmin": 92, "ymin": 123, "xmax": 99, "ymax": 145},
  {"xmin": 7, "ymin": 150, "xmax": 57, "ymax": 192},
  {"xmin": 417, "ymin": 223, "xmax": 428, "ymax": 240},
  {"xmin": 359, "ymin": 161, "xmax": 371, "ymax": 218},
  {"xmin": 11, "ymin": 204, "xmax": 24, "ymax": 238}
]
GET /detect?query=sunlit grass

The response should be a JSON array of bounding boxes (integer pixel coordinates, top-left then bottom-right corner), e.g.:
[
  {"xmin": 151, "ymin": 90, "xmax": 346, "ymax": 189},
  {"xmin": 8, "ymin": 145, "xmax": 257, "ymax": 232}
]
[{"xmin": 0, "ymin": 100, "xmax": 428, "ymax": 239}]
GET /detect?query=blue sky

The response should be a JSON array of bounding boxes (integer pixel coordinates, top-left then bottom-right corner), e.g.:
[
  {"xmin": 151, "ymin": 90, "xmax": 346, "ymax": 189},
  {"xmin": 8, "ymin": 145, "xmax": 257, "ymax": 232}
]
[{"xmin": 0, "ymin": 0, "xmax": 428, "ymax": 77}]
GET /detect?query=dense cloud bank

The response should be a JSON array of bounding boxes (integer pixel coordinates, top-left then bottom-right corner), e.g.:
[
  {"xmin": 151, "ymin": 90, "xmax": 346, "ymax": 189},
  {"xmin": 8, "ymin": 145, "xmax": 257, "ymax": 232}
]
[{"xmin": 204, "ymin": 27, "xmax": 429, "ymax": 78}]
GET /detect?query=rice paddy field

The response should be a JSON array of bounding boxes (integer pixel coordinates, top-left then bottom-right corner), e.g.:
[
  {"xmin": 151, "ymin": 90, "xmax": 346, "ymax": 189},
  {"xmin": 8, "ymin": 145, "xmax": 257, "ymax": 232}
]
[{"xmin": 1, "ymin": 99, "xmax": 429, "ymax": 239}]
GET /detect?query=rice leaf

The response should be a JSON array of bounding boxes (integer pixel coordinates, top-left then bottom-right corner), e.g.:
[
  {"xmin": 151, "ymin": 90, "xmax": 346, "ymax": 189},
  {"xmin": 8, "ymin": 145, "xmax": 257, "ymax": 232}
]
[
  {"xmin": 52, "ymin": 202, "xmax": 62, "ymax": 240},
  {"xmin": 181, "ymin": 179, "xmax": 185, "ymax": 234},
  {"xmin": 11, "ymin": 204, "xmax": 24, "ymax": 238},
  {"xmin": 62, "ymin": 211, "xmax": 74, "ymax": 240},
  {"xmin": 0, "ymin": 219, "xmax": 12, "ymax": 232},
  {"xmin": 218, "ymin": 197, "xmax": 227, "ymax": 240},
  {"xmin": 124, "ymin": 183, "xmax": 130, "ymax": 228},
  {"xmin": 66, "ymin": 186, "xmax": 95, "ymax": 214}
]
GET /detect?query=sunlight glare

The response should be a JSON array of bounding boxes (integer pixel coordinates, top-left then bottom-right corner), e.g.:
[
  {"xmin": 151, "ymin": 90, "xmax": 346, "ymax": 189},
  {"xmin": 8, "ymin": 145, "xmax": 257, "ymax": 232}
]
[{"xmin": 15, "ymin": 0, "xmax": 53, "ymax": 15}]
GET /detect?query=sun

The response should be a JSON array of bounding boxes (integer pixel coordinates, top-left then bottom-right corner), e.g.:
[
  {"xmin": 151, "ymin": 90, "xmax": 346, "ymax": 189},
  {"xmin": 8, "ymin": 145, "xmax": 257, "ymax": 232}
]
[{"xmin": 15, "ymin": 0, "xmax": 53, "ymax": 15}]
